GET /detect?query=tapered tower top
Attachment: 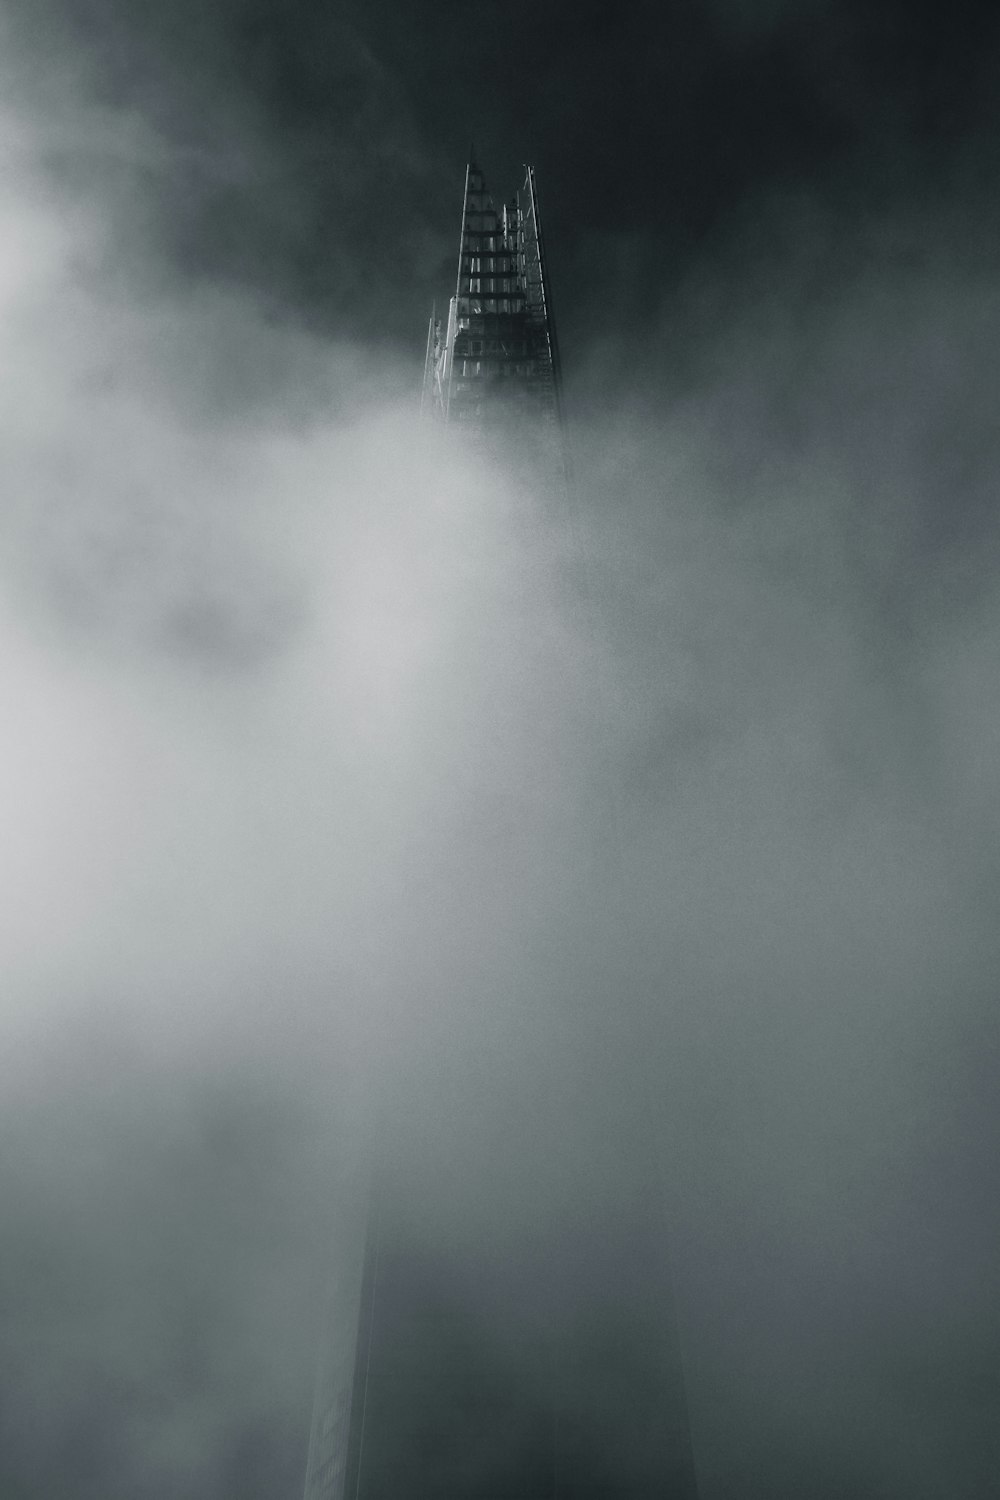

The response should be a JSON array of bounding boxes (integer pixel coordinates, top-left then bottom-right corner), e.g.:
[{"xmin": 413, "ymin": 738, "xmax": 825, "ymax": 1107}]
[{"xmin": 422, "ymin": 158, "xmax": 564, "ymax": 477}]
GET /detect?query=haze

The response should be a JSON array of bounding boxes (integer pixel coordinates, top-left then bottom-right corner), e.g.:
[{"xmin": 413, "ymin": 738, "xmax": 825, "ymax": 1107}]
[{"xmin": 2, "ymin": 3, "xmax": 999, "ymax": 1497}]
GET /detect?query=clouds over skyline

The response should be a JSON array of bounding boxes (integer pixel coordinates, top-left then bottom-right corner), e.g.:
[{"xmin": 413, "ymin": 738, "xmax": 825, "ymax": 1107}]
[{"xmin": 1, "ymin": 4, "xmax": 999, "ymax": 1496}]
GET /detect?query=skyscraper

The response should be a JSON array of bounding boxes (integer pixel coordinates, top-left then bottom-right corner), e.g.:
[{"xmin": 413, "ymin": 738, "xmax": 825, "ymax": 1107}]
[
  {"xmin": 302, "ymin": 159, "xmax": 699, "ymax": 1500},
  {"xmin": 422, "ymin": 159, "xmax": 566, "ymax": 483}
]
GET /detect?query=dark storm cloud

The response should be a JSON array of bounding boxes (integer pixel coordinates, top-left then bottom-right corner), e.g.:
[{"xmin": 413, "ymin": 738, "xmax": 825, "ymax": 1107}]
[
  {"xmin": 12, "ymin": 0, "xmax": 1000, "ymax": 357},
  {"xmin": 2, "ymin": 0, "xmax": 454, "ymax": 347},
  {"xmin": 2, "ymin": 2, "xmax": 1000, "ymax": 1498}
]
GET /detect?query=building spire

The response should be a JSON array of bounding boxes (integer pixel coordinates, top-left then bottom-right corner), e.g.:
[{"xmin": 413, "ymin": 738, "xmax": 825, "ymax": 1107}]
[{"xmin": 428, "ymin": 157, "xmax": 564, "ymax": 481}]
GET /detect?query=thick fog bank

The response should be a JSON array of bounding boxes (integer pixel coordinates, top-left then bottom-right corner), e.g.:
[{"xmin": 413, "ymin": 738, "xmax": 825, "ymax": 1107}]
[{"xmin": 3, "ymin": 30, "xmax": 999, "ymax": 1499}]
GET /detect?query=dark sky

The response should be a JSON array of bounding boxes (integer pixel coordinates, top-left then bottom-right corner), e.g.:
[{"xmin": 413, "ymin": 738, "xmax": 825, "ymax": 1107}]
[
  {"xmin": 12, "ymin": 0, "xmax": 1000, "ymax": 354},
  {"xmin": 2, "ymin": 3, "xmax": 1000, "ymax": 1498}
]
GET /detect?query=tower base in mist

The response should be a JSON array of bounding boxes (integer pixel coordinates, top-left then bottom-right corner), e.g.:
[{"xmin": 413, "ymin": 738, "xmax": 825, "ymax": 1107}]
[{"xmin": 305, "ymin": 1117, "xmax": 700, "ymax": 1500}]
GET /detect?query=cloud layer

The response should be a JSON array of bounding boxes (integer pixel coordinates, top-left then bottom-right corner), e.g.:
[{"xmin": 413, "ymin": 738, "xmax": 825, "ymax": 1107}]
[{"xmin": 2, "ymin": 11, "xmax": 999, "ymax": 1496}]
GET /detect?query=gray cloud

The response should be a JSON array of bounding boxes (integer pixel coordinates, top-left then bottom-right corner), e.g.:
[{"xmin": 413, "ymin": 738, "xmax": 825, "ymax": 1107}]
[{"xmin": 2, "ymin": 13, "xmax": 999, "ymax": 1498}]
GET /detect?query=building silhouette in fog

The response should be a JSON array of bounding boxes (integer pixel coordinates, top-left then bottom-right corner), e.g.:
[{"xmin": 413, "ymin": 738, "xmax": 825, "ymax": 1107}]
[
  {"xmin": 302, "ymin": 159, "xmax": 699, "ymax": 1500},
  {"xmin": 421, "ymin": 160, "xmax": 563, "ymax": 472}
]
